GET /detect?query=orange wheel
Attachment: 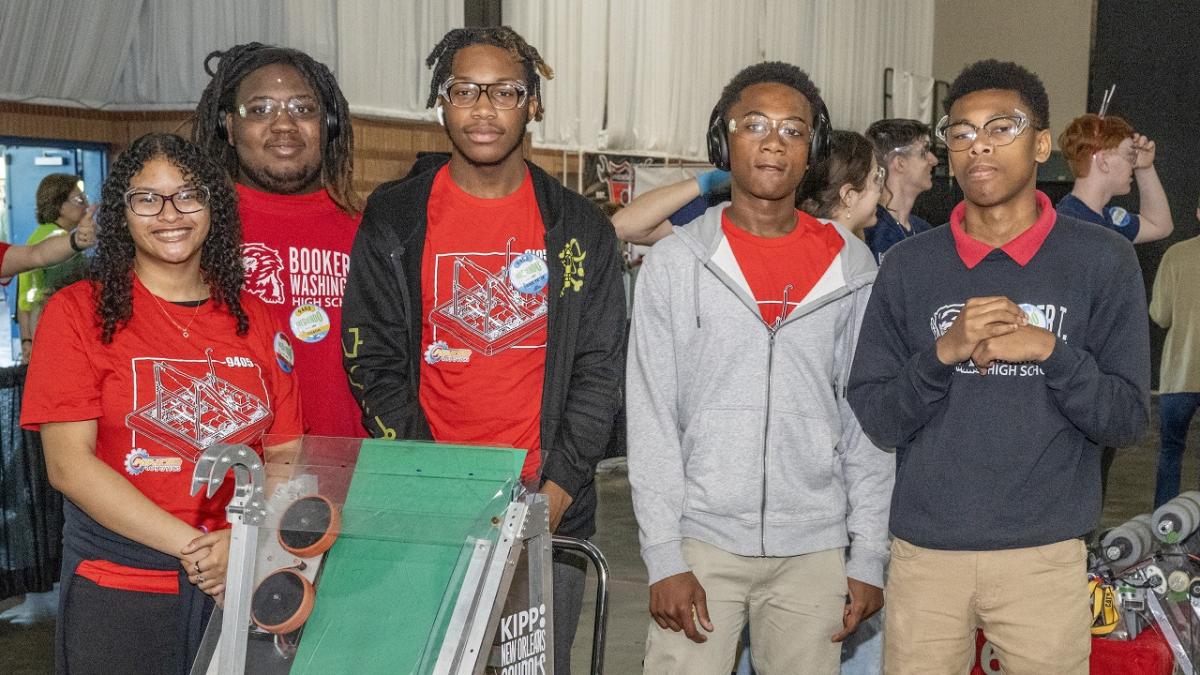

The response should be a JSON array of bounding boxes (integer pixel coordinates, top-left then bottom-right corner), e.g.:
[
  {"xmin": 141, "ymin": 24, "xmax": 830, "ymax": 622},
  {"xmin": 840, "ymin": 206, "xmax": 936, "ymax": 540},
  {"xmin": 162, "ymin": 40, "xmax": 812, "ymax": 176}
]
[
  {"xmin": 278, "ymin": 495, "xmax": 341, "ymax": 558},
  {"xmin": 251, "ymin": 568, "xmax": 315, "ymax": 634}
]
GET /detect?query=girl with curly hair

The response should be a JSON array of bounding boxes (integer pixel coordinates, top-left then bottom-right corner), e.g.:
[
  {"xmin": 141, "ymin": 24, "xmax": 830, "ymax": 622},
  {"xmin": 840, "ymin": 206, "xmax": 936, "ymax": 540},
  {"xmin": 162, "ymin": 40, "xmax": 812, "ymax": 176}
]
[{"xmin": 20, "ymin": 132, "xmax": 302, "ymax": 675}]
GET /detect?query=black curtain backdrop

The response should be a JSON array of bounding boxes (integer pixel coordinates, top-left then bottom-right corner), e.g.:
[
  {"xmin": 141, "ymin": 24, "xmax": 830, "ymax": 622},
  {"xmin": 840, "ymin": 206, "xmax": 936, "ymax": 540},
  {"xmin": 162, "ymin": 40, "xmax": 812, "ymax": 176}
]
[
  {"xmin": 0, "ymin": 365, "xmax": 63, "ymax": 600},
  {"xmin": 1092, "ymin": 0, "xmax": 1200, "ymax": 388}
]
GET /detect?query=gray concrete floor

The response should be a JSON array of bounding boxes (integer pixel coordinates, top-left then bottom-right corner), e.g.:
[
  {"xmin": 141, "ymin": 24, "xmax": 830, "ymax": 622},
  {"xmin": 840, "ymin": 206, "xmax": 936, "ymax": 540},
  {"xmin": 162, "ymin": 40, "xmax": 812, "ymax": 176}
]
[{"xmin": 2, "ymin": 399, "xmax": 1197, "ymax": 674}]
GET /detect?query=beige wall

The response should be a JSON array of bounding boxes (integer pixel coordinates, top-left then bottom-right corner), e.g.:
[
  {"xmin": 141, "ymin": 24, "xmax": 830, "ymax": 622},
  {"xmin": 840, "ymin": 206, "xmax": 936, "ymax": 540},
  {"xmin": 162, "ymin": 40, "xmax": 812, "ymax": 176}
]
[{"xmin": 933, "ymin": 0, "xmax": 1094, "ymax": 142}]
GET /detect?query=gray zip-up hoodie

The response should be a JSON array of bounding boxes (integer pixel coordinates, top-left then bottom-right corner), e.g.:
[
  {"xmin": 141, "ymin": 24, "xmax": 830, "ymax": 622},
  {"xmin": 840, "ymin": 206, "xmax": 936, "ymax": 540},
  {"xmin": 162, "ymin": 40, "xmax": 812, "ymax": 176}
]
[{"xmin": 627, "ymin": 205, "xmax": 894, "ymax": 587}]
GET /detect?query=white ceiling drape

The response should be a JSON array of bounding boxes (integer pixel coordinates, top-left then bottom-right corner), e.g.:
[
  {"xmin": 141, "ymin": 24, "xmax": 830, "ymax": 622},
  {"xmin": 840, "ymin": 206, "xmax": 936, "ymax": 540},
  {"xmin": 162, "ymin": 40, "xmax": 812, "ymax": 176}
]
[
  {"xmin": 507, "ymin": 0, "xmax": 935, "ymax": 158},
  {"xmin": 0, "ymin": 0, "xmax": 145, "ymax": 106},
  {"xmin": 333, "ymin": 0, "xmax": 463, "ymax": 120},
  {"xmin": 1, "ymin": 1, "xmax": 932, "ymax": 156},
  {"xmin": 0, "ymin": 0, "xmax": 460, "ymax": 120},
  {"xmin": 113, "ymin": 1, "xmax": 286, "ymax": 106},
  {"xmin": 503, "ymin": 0, "xmax": 609, "ymax": 152}
]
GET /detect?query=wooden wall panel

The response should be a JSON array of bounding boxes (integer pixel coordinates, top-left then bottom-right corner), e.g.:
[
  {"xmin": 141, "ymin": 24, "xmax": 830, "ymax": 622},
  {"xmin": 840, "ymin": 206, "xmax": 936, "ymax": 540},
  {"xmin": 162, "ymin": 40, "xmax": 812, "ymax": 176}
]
[{"xmin": 1, "ymin": 103, "xmax": 588, "ymax": 198}]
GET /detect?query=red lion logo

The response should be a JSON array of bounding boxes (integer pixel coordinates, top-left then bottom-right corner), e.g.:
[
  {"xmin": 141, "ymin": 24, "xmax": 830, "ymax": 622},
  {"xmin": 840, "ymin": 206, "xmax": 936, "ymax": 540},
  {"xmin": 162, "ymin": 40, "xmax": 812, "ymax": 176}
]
[{"xmin": 242, "ymin": 243, "xmax": 286, "ymax": 304}]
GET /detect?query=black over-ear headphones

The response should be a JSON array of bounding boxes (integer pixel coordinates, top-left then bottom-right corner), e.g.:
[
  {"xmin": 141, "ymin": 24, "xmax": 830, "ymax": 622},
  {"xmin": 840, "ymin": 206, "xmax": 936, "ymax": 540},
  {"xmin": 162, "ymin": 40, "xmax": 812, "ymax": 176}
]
[{"xmin": 707, "ymin": 99, "xmax": 832, "ymax": 171}]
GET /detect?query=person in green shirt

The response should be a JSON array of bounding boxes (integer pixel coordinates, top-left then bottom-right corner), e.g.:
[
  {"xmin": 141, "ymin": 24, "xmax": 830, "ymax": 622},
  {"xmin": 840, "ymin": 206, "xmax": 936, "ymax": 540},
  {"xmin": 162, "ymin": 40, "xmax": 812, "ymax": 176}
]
[{"xmin": 17, "ymin": 174, "xmax": 92, "ymax": 362}]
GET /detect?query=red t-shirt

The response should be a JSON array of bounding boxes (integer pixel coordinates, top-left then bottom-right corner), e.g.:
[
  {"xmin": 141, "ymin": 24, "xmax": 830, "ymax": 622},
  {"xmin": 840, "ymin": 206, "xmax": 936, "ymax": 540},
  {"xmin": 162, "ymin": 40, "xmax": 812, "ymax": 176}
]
[
  {"xmin": 0, "ymin": 241, "xmax": 9, "ymax": 274},
  {"xmin": 721, "ymin": 210, "xmax": 845, "ymax": 326},
  {"xmin": 21, "ymin": 276, "xmax": 303, "ymax": 592},
  {"xmin": 237, "ymin": 184, "xmax": 364, "ymax": 438},
  {"xmin": 420, "ymin": 166, "xmax": 547, "ymax": 483}
]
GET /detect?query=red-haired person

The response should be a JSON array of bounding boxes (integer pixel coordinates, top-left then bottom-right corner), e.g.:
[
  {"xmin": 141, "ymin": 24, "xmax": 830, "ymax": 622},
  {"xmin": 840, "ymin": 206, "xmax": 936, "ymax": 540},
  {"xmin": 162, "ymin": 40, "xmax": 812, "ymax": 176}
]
[{"xmin": 1057, "ymin": 113, "xmax": 1173, "ymax": 243}]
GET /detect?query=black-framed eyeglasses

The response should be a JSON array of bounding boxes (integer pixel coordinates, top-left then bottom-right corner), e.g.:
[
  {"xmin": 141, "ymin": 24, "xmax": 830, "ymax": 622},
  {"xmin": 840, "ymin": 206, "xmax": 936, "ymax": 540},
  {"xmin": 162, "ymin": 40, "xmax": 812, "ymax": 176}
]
[
  {"xmin": 124, "ymin": 186, "xmax": 211, "ymax": 217},
  {"xmin": 237, "ymin": 96, "xmax": 322, "ymax": 123},
  {"xmin": 438, "ymin": 78, "xmax": 529, "ymax": 110},
  {"xmin": 728, "ymin": 114, "xmax": 812, "ymax": 142},
  {"xmin": 935, "ymin": 110, "xmax": 1032, "ymax": 152}
]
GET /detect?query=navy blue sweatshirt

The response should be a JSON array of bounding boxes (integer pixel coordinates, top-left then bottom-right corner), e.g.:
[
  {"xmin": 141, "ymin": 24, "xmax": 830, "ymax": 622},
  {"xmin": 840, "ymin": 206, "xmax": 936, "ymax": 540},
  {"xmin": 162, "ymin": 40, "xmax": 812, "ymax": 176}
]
[
  {"xmin": 847, "ymin": 198, "xmax": 1150, "ymax": 550},
  {"xmin": 863, "ymin": 204, "xmax": 932, "ymax": 265}
]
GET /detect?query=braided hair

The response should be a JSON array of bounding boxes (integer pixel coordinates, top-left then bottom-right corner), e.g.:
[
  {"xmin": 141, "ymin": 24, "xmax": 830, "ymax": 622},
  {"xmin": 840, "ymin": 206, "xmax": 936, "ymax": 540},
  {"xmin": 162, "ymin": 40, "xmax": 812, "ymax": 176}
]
[
  {"xmin": 92, "ymin": 133, "xmax": 248, "ymax": 344},
  {"xmin": 425, "ymin": 27, "xmax": 554, "ymax": 121},
  {"xmin": 192, "ymin": 42, "xmax": 360, "ymax": 214}
]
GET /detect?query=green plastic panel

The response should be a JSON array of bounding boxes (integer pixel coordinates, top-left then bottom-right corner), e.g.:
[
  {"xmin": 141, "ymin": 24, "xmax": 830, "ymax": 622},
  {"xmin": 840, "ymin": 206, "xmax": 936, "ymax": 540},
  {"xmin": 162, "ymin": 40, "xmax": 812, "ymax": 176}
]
[{"xmin": 288, "ymin": 439, "xmax": 524, "ymax": 674}]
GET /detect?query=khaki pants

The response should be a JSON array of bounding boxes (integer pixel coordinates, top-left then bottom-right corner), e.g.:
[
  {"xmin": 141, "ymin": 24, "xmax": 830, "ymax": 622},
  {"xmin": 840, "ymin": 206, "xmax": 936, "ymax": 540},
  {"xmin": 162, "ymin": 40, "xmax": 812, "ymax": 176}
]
[
  {"xmin": 643, "ymin": 538, "xmax": 847, "ymax": 675},
  {"xmin": 884, "ymin": 538, "xmax": 1090, "ymax": 675}
]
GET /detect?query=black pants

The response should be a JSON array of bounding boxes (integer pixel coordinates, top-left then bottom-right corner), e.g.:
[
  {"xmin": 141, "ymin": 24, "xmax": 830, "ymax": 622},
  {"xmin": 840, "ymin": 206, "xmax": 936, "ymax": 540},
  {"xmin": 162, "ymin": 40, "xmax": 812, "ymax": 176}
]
[
  {"xmin": 553, "ymin": 550, "xmax": 588, "ymax": 675},
  {"xmin": 62, "ymin": 575, "xmax": 178, "ymax": 675}
]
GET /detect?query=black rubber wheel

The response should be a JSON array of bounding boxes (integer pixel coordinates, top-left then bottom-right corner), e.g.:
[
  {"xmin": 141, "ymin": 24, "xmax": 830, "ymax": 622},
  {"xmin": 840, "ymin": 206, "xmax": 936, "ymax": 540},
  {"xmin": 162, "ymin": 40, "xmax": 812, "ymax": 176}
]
[
  {"xmin": 279, "ymin": 496, "xmax": 334, "ymax": 553},
  {"xmin": 252, "ymin": 569, "xmax": 307, "ymax": 630}
]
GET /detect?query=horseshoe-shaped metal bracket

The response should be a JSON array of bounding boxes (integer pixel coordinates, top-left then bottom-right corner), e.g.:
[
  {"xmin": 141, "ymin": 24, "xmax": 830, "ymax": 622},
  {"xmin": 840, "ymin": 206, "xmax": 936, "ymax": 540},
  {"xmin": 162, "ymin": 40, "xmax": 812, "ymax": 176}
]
[{"xmin": 190, "ymin": 443, "xmax": 267, "ymax": 526}]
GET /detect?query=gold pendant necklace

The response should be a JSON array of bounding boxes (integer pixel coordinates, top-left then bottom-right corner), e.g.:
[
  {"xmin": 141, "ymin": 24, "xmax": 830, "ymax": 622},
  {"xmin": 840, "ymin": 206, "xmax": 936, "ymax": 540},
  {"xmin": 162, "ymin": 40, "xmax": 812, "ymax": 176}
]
[{"xmin": 146, "ymin": 288, "xmax": 206, "ymax": 338}]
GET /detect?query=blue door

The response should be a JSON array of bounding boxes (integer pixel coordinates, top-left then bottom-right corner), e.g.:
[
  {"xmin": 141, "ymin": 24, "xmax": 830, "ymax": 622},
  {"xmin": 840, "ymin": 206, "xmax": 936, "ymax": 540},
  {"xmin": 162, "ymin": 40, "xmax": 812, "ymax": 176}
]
[{"xmin": 2, "ymin": 139, "xmax": 108, "ymax": 352}]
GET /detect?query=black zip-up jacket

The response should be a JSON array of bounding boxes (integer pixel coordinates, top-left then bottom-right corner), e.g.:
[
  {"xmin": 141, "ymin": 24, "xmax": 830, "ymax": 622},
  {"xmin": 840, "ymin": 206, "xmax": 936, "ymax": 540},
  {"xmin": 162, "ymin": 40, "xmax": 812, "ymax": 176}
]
[{"xmin": 342, "ymin": 158, "xmax": 626, "ymax": 538}]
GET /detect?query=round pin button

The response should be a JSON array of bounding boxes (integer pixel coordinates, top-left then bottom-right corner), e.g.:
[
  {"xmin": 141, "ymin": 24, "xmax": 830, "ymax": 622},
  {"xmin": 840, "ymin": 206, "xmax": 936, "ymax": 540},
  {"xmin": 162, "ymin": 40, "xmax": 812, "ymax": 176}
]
[
  {"xmin": 290, "ymin": 304, "xmax": 331, "ymax": 343},
  {"xmin": 508, "ymin": 252, "xmax": 549, "ymax": 295}
]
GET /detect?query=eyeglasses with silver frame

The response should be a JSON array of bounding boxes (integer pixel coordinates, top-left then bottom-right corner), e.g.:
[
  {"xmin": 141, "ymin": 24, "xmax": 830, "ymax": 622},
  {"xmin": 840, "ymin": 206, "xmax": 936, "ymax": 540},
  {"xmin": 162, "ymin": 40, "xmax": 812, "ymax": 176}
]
[
  {"xmin": 936, "ymin": 110, "xmax": 1032, "ymax": 152},
  {"xmin": 890, "ymin": 138, "xmax": 933, "ymax": 158},
  {"xmin": 237, "ymin": 96, "xmax": 322, "ymax": 123},
  {"xmin": 124, "ymin": 186, "xmax": 211, "ymax": 217},
  {"xmin": 438, "ymin": 77, "xmax": 529, "ymax": 110},
  {"xmin": 1111, "ymin": 145, "xmax": 1139, "ymax": 165},
  {"xmin": 727, "ymin": 114, "xmax": 812, "ymax": 142}
]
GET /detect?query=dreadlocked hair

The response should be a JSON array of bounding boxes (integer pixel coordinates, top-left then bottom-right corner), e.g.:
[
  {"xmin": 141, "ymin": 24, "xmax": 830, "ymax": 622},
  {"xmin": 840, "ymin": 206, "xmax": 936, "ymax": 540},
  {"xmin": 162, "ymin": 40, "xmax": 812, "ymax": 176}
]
[
  {"xmin": 192, "ymin": 42, "xmax": 360, "ymax": 214},
  {"xmin": 425, "ymin": 26, "xmax": 554, "ymax": 121},
  {"xmin": 93, "ymin": 133, "xmax": 249, "ymax": 344}
]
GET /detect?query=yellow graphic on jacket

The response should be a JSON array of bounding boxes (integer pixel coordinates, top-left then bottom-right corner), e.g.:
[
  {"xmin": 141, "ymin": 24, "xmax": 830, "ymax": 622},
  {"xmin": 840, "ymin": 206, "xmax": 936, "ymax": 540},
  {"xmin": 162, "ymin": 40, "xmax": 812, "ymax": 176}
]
[{"xmin": 558, "ymin": 238, "xmax": 586, "ymax": 297}]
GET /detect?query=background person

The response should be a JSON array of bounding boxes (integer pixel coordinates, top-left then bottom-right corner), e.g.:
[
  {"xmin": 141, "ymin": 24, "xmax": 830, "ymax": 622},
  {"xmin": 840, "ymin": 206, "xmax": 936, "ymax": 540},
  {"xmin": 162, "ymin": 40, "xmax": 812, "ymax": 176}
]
[
  {"xmin": 862, "ymin": 119, "xmax": 938, "ymax": 264},
  {"xmin": 1149, "ymin": 197, "xmax": 1200, "ymax": 507},
  {"xmin": 17, "ymin": 174, "xmax": 92, "ymax": 363},
  {"xmin": 798, "ymin": 130, "xmax": 886, "ymax": 239},
  {"xmin": 1057, "ymin": 113, "xmax": 1173, "ymax": 243}
]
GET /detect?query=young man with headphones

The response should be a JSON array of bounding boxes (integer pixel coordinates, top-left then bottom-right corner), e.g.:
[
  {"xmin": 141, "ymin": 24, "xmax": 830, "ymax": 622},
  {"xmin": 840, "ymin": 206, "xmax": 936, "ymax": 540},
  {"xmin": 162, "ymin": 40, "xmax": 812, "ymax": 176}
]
[
  {"xmin": 341, "ymin": 27, "xmax": 625, "ymax": 675},
  {"xmin": 626, "ymin": 61, "xmax": 892, "ymax": 674},
  {"xmin": 193, "ymin": 43, "xmax": 364, "ymax": 438}
]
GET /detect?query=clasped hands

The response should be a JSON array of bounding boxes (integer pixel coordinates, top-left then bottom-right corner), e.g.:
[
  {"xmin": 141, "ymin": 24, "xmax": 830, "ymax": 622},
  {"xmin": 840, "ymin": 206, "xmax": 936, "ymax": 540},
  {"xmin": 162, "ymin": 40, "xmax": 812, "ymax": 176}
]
[
  {"xmin": 935, "ymin": 296, "xmax": 1055, "ymax": 374},
  {"xmin": 179, "ymin": 529, "xmax": 231, "ymax": 605}
]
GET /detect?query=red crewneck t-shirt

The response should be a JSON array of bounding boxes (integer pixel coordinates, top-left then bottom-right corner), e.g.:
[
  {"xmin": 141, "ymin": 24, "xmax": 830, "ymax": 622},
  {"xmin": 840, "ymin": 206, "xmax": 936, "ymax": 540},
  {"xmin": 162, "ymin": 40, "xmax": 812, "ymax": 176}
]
[
  {"xmin": 419, "ymin": 166, "xmax": 547, "ymax": 483},
  {"xmin": 721, "ymin": 210, "xmax": 845, "ymax": 326},
  {"xmin": 237, "ymin": 184, "xmax": 364, "ymax": 438},
  {"xmin": 22, "ymin": 277, "xmax": 303, "ymax": 592}
]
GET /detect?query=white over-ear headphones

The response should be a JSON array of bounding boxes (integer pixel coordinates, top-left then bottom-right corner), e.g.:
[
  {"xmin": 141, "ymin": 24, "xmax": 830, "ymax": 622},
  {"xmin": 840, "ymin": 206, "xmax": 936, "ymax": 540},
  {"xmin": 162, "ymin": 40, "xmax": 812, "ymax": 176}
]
[{"xmin": 436, "ymin": 104, "xmax": 445, "ymax": 127}]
